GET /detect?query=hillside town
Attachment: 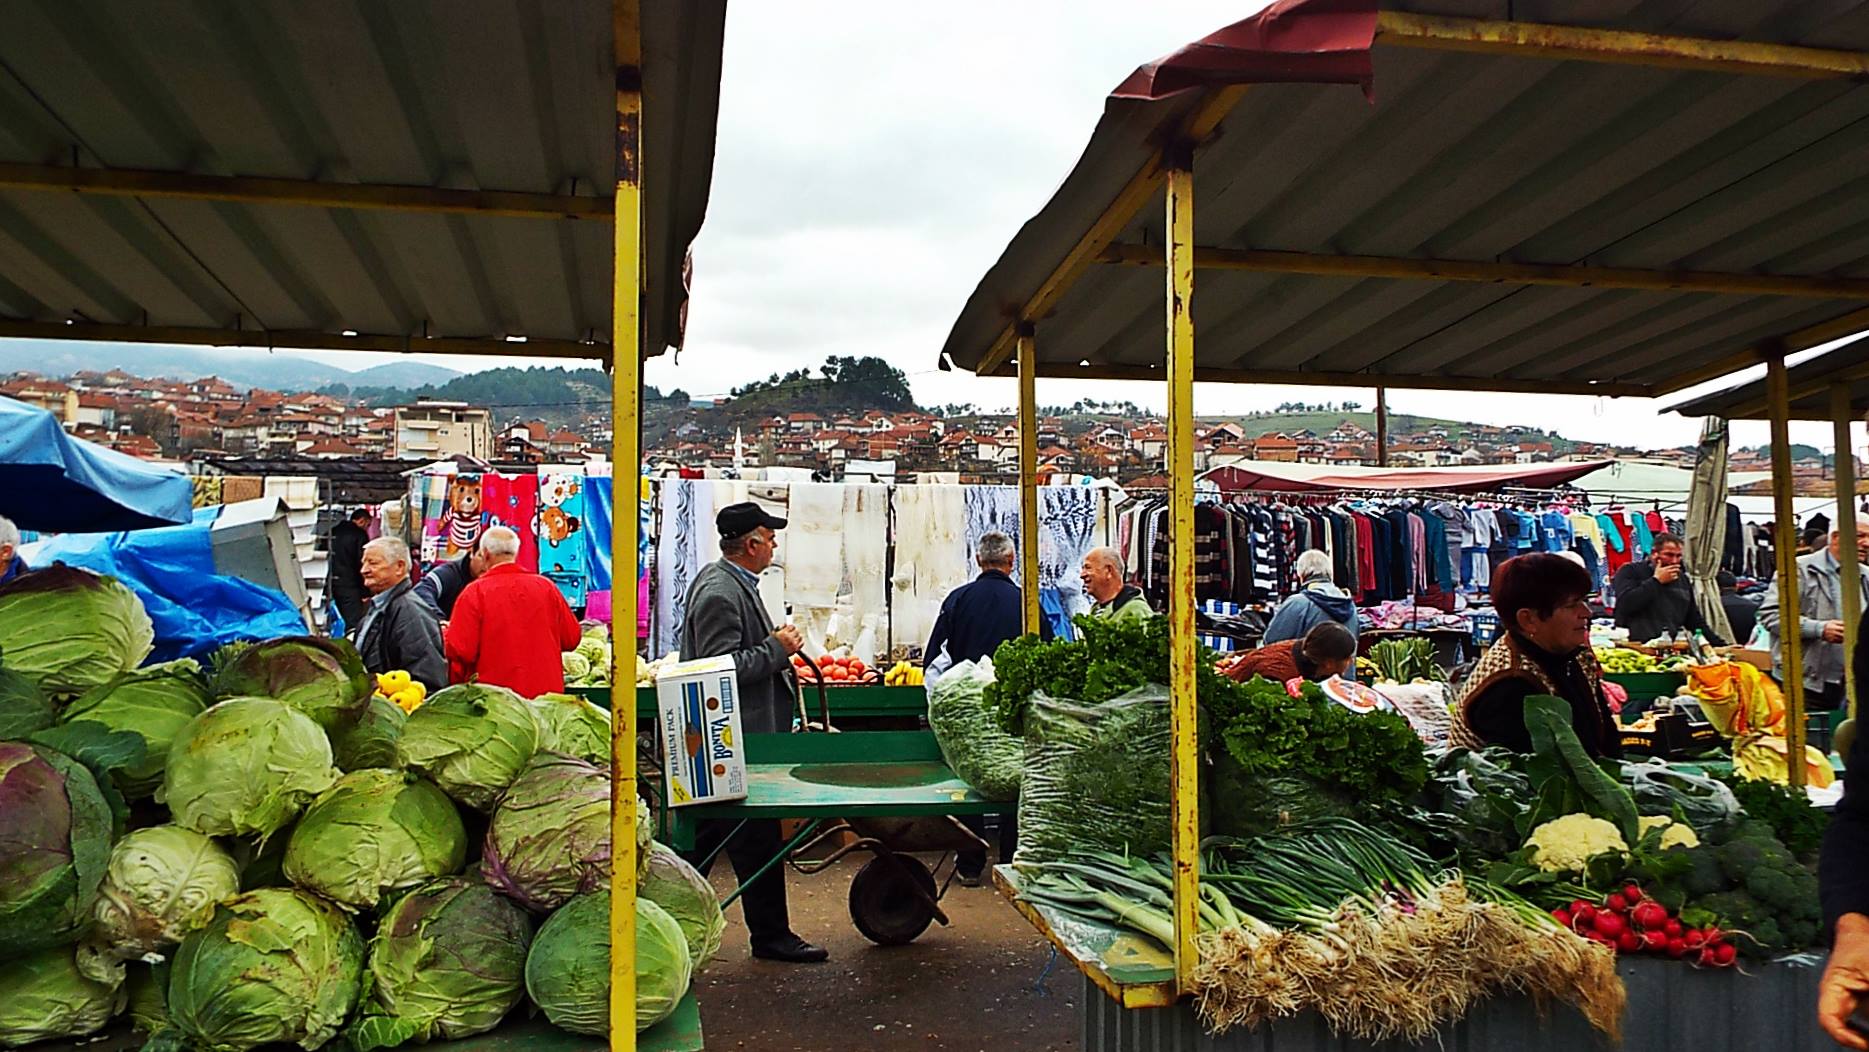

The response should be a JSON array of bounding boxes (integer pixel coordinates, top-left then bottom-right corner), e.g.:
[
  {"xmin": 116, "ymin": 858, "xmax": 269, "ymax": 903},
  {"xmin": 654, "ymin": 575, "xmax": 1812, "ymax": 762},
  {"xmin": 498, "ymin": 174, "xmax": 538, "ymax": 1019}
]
[{"xmin": 8, "ymin": 363, "xmax": 1832, "ymax": 487}]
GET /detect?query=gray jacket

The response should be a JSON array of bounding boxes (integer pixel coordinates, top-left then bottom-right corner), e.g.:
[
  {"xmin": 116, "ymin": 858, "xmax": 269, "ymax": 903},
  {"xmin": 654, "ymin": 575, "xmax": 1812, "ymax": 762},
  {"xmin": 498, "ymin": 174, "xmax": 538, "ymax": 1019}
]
[
  {"xmin": 352, "ymin": 578, "xmax": 447, "ymax": 692},
  {"xmin": 1759, "ymin": 549, "xmax": 1869, "ymax": 691},
  {"xmin": 678, "ymin": 558, "xmax": 795, "ymax": 734}
]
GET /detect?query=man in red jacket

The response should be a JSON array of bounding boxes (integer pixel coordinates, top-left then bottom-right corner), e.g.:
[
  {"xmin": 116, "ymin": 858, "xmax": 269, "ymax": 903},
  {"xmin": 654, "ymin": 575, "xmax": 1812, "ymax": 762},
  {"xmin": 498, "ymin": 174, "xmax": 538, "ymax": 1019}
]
[{"xmin": 445, "ymin": 525, "xmax": 583, "ymax": 697}]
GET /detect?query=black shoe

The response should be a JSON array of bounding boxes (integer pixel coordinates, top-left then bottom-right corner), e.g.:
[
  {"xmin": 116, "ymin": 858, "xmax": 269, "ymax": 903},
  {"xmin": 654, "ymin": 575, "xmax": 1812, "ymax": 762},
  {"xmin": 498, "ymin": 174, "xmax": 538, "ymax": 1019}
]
[
  {"xmin": 956, "ymin": 871, "xmax": 983, "ymax": 888},
  {"xmin": 750, "ymin": 934, "xmax": 829, "ymax": 963}
]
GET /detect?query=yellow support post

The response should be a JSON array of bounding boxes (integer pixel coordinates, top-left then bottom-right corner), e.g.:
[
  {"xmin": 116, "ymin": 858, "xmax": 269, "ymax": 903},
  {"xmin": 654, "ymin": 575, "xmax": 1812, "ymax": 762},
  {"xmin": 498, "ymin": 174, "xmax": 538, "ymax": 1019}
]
[
  {"xmin": 1835, "ymin": 385, "xmax": 1862, "ymax": 722},
  {"xmin": 1768, "ymin": 356, "xmax": 1808, "ymax": 787},
  {"xmin": 1018, "ymin": 326, "xmax": 1041, "ymax": 637},
  {"xmin": 609, "ymin": 14, "xmax": 644, "ymax": 1051},
  {"xmin": 1163, "ymin": 143, "xmax": 1200, "ymax": 994}
]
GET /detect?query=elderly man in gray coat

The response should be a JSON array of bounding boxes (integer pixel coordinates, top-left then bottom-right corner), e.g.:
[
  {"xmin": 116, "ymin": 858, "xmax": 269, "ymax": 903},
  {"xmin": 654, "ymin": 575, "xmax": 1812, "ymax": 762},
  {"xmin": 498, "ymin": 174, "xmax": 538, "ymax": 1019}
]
[
  {"xmin": 1760, "ymin": 529, "xmax": 1869, "ymax": 714},
  {"xmin": 677, "ymin": 501, "xmax": 825, "ymax": 963}
]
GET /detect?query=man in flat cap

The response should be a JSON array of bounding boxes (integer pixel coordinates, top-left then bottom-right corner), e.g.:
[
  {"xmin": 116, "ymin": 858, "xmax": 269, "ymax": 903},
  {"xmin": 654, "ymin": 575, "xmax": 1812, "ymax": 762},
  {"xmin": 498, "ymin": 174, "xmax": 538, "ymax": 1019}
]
[{"xmin": 679, "ymin": 501, "xmax": 826, "ymax": 963}]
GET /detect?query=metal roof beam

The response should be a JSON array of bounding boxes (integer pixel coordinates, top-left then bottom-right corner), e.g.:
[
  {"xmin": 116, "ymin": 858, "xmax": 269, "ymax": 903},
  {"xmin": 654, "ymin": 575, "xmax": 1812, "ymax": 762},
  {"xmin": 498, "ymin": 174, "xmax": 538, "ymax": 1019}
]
[
  {"xmin": 973, "ymin": 85, "xmax": 1250, "ymax": 377},
  {"xmin": 0, "ymin": 319, "xmax": 603, "ymax": 359},
  {"xmin": 0, "ymin": 162, "xmax": 613, "ymax": 220},
  {"xmin": 1099, "ymin": 244, "xmax": 1869, "ymax": 300},
  {"xmin": 1374, "ymin": 12, "xmax": 1869, "ymax": 80},
  {"xmin": 1034, "ymin": 360, "xmax": 1653, "ymax": 398}
]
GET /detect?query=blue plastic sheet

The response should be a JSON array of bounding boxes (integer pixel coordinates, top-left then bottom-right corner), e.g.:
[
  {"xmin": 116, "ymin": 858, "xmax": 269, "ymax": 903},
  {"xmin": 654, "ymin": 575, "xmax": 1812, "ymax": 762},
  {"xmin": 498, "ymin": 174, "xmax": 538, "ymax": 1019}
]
[
  {"xmin": 0, "ymin": 395, "xmax": 193, "ymax": 532},
  {"xmin": 22, "ymin": 507, "xmax": 307, "ymax": 663}
]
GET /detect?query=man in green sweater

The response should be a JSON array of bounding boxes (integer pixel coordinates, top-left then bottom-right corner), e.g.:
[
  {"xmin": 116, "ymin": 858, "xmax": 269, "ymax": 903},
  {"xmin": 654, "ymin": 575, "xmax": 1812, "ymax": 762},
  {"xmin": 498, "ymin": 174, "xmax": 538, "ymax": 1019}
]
[{"xmin": 1081, "ymin": 547, "xmax": 1153, "ymax": 621}]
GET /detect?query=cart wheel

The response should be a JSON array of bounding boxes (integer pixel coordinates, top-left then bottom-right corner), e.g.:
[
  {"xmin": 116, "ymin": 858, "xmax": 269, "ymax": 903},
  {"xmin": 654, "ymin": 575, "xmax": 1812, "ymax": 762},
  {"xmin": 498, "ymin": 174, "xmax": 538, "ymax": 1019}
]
[{"xmin": 848, "ymin": 854, "xmax": 938, "ymax": 946}]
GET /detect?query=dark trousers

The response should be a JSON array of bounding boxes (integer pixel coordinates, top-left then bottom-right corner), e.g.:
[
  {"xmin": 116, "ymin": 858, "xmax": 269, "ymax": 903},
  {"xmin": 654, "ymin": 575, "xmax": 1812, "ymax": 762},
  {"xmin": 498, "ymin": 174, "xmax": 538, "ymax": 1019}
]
[
  {"xmin": 957, "ymin": 812, "xmax": 1017, "ymax": 878},
  {"xmin": 685, "ymin": 818, "xmax": 791, "ymax": 945}
]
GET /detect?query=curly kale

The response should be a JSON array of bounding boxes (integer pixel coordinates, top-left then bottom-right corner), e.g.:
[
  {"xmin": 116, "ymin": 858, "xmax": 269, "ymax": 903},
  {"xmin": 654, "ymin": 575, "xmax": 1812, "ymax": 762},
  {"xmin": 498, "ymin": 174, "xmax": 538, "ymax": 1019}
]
[{"xmin": 1717, "ymin": 774, "xmax": 1830, "ymax": 859}]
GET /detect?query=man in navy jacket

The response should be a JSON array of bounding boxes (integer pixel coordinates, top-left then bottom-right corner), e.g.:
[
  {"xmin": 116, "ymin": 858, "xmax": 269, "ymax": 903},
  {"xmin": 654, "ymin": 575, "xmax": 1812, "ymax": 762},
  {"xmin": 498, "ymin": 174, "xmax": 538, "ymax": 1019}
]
[{"xmin": 924, "ymin": 531, "xmax": 1025, "ymax": 884}]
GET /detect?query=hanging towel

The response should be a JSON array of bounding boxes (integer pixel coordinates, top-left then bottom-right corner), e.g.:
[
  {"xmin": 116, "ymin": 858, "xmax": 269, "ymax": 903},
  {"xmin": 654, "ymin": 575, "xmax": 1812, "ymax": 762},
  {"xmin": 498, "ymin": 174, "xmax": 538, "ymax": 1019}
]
[
  {"xmin": 786, "ymin": 482, "xmax": 848, "ymax": 607},
  {"xmin": 538, "ymin": 472, "xmax": 587, "ymax": 606},
  {"xmin": 482, "ymin": 472, "xmax": 540, "ymax": 571}
]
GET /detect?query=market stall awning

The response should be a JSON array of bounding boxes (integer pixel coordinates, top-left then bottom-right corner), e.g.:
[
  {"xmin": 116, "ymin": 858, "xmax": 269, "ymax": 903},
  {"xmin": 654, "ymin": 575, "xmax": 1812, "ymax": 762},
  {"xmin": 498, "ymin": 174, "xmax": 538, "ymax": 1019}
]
[
  {"xmin": 0, "ymin": 0, "xmax": 724, "ymax": 360},
  {"xmin": 0, "ymin": 394, "xmax": 192, "ymax": 532},
  {"xmin": 939, "ymin": 0, "xmax": 1869, "ymax": 397},
  {"xmin": 1666, "ymin": 332, "xmax": 1869, "ymax": 420},
  {"xmin": 1201, "ymin": 457, "xmax": 1612, "ymax": 493}
]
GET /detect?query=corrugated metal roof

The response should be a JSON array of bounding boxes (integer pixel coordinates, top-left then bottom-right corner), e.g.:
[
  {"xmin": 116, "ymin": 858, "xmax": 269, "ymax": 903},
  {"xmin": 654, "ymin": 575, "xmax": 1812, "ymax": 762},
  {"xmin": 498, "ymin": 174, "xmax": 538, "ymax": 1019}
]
[
  {"xmin": 939, "ymin": 0, "xmax": 1869, "ymax": 396},
  {"xmin": 1668, "ymin": 331, "xmax": 1869, "ymax": 419},
  {"xmin": 0, "ymin": 0, "xmax": 723, "ymax": 359}
]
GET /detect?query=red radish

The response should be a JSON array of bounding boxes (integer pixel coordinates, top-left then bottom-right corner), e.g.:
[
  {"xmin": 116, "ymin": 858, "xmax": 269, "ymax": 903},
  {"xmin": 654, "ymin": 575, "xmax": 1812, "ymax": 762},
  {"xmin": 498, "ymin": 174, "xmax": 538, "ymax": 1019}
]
[
  {"xmin": 1622, "ymin": 884, "xmax": 1643, "ymax": 904},
  {"xmin": 1574, "ymin": 904, "xmax": 1598, "ymax": 926},
  {"xmin": 1552, "ymin": 908, "xmax": 1572, "ymax": 929},
  {"xmin": 1703, "ymin": 927, "xmax": 1724, "ymax": 946},
  {"xmin": 1616, "ymin": 930, "xmax": 1642, "ymax": 954},
  {"xmin": 1683, "ymin": 929, "xmax": 1705, "ymax": 950},
  {"xmin": 1713, "ymin": 942, "xmax": 1736, "ymax": 966},
  {"xmin": 1641, "ymin": 930, "xmax": 1667, "ymax": 953},
  {"xmin": 1666, "ymin": 938, "xmax": 1687, "ymax": 959},
  {"xmin": 1664, "ymin": 919, "xmax": 1683, "ymax": 938},
  {"xmin": 1632, "ymin": 902, "xmax": 1669, "ymax": 931},
  {"xmin": 1606, "ymin": 893, "xmax": 1628, "ymax": 913},
  {"xmin": 1698, "ymin": 946, "xmax": 1719, "ymax": 967},
  {"xmin": 1593, "ymin": 912, "xmax": 1626, "ymax": 939},
  {"xmin": 1570, "ymin": 899, "xmax": 1592, "ymax": 915}
]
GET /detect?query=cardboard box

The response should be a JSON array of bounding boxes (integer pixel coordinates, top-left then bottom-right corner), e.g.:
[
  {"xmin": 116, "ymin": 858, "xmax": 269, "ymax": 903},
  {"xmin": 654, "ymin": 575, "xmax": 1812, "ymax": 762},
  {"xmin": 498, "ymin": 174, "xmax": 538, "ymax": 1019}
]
[{"xmin": 655, "ymin": 656, "xmax": 748, "ymax": 807}]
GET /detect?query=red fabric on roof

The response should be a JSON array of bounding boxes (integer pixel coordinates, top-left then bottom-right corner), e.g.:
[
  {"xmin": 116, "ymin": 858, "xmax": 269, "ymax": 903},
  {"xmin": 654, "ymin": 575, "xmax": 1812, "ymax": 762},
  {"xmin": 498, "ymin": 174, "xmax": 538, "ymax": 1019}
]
[
  {"xmin": 1203, "ymin": 460, "xmax": 1615, "ymax": 494},
  {"xmin": 1112, "ymin": 0, "xmax": 1379, "ymax": 101}
]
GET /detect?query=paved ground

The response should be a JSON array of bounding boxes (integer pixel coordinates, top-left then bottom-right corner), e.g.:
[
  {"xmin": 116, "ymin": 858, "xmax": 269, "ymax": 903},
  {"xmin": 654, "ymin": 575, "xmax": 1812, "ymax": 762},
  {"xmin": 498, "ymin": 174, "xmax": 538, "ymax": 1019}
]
[{"xmin": 695, "ymin": 854, "xmax": 1079, "ymax": 1051}]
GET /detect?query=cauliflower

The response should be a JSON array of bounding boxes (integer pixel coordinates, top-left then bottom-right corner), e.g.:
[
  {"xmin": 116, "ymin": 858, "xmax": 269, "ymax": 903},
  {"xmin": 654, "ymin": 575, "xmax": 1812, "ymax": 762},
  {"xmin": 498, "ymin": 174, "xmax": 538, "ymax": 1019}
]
[
  {"xmin": 1525, "ymin": 813, "xmax": 1628, "ymax": 873},
  {"xmin": 1638, "ymin": 814, "xmax": 1700, "ymax": 850}
]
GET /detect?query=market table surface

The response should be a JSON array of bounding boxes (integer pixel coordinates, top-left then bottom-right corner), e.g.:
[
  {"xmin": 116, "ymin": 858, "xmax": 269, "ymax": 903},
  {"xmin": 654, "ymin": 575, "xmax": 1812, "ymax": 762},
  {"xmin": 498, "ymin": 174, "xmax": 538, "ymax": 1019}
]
[
  {"xmin": 992, "ymin": 864, "xmax": 1179, "ymax": 1010},
  {"xmin": 576, "ymin": 685, "xmax": 931, "ymax": 722},
  {"xmin": 672, "ymin": 731, "xmax": 1002, "ymax": 821}
]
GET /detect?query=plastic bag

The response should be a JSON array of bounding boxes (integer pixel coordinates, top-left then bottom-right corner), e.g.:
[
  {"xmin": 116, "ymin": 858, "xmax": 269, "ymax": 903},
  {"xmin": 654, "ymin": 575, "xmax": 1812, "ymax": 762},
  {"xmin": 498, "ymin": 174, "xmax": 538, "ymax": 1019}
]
[
  {"xmin": 926, "ymin": 658, "xmax": 1021, "ymax": 800},
  {"xmin": 1014, "ymin": 686, "xmax": 1171, "ymax": 868}
]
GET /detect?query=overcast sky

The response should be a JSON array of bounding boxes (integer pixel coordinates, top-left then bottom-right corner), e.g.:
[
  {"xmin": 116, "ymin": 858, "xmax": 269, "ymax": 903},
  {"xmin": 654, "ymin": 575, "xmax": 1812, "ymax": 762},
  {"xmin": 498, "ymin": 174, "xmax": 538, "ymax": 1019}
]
[{"xmin": 35, "ymin": 2, "xmax": 1857, "ymax": 456}]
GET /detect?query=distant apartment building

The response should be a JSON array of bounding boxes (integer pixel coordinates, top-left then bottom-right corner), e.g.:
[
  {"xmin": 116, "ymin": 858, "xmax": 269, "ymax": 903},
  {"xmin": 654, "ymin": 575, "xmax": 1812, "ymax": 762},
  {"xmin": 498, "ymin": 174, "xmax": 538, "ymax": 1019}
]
[{"xmin": 392, "ymin": 401, "xmax": 492, "ymax": 460}]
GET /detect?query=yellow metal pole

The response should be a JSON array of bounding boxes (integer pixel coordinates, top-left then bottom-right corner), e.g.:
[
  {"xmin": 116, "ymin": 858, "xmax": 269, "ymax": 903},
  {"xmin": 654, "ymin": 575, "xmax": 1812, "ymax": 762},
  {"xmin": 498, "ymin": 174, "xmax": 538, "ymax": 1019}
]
[
  {"xmin": 1767, "ymin": 356, "xmax": 1808, "ymax": 787},
  {"xmin": 1017, "ymin": 326, "xmax": 1042, "ymax": 636},
  {"xmin": 1163, "ymin": 143, "xmax": 1200, "ymax": 994},
  {"xmin": 1835, "ymin": 385, "xmax": 1861, "ymax": 722},
  {"xmin": 609, "ymin": 41, "xmax": 644, "ymax": 1052}
]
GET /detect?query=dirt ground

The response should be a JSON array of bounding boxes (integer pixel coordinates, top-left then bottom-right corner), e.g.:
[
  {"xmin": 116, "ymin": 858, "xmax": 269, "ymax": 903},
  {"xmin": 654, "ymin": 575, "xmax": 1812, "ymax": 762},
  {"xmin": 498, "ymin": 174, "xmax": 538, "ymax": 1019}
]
[{"xmin": 695, "ymin": 854, "xmax": 1079, "ymax": 1052}]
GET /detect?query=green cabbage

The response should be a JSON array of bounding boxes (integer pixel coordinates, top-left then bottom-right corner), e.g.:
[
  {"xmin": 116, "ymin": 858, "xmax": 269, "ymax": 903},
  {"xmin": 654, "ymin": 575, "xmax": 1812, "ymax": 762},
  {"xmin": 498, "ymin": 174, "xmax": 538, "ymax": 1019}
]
[
  {"xmin": 396, "ymin": 684, "xmax": 538, "ymax": 812},
  {"xmin": 481, "ymin": 753, "xmax": 610, "ymax": 912},
  {"xmin": 125, "ymin": 960, "xmax": 169, "ymax": 1034},
  {"xmin": 0, "ymin": 945, "xmax": 125, "ymax": 1049},
  {"xmin": 331, "ymin": 695, "xmax": 408, "ymax": 772},
  {"xmin": 210, "ymin": 637, "xmax": 371, "ymax": 733},
  {"xmin": 639, "ymin": 843, "xmax": 724, "ymax": 972},
  {"xmin": 0, "ymin": 657, "xmax": 53, "ymax": 738},
  {"xmin": 161, "ymin": 697, "xmax": 339, "ymax": 840},
  {"xmin": 576, "ymin": 636, "xmax": 609, "ymax": 668},
  {"xmin": 282, "ymin": 770, "xmax": 466, "ymax": 910},
  {"xmin": 167, "ymin": 888, "xmax": 364, "ymax": 1052},
  {"xmin": 531, "ymin": 693, "xmax": 612, "ymax": 766},
  {"xmin": 348, "ymin": 878, "xmax": 533, "ymax": 1051},
  {"xmin": 560, "ymin": 651, "xmax": 592, "ymax": 683},
  {"xmin": 524, "ymin": 890, "xmax": 691, "ymax": 1035},
  {"xmin": 61, "ymin": 659, "xmax": 211, "ymax": 797},
  {"xmin": 93, "ymin": 825, "xmax": 241, "ymax": 962},
  {"xmin": 0, "ymin": 741, "xmax": 113, "ymax": 954},
  {"xmin": 0, "ymin": 565, "xmax": 153, "ymax": 697}
]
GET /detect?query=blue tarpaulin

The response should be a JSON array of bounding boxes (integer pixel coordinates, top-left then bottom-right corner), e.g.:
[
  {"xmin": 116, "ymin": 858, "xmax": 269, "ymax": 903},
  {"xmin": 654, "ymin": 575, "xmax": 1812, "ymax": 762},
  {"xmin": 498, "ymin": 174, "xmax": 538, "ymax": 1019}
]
[
  {"xmin": 23, "ymin": 506, "xmax": 306, "ymax": 663},
  {"xmin": 0, "ymin": 394, "xmax": 194, "ymax": 532}
]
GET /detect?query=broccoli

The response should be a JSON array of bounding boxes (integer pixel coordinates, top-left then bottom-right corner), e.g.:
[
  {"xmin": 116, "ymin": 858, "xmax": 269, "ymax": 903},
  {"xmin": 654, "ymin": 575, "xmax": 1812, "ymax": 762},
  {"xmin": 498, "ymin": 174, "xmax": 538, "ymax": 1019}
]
[{"xmin": 1677, "ymin": 827, "xmax": 1824, "ymax": 959}]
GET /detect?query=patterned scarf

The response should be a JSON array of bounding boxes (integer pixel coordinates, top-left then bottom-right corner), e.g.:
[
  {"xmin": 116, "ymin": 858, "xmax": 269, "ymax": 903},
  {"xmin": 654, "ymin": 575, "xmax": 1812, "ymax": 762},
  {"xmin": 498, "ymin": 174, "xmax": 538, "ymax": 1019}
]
[{"xmin": 1450, "ymin": 633, "xmax": 1605, "ymax": 750}]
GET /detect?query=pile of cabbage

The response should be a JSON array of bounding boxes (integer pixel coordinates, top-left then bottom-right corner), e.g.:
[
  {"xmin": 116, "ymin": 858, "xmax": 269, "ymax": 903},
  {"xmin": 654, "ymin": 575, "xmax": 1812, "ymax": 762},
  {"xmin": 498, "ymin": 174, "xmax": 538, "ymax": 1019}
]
[
  {"xmin": 562, "ymin": 623, "xmax": 613, "ymax": 687},
  {"xmin": 0, "ymin": 575, "xmax": 718, "ymax": 1050}
]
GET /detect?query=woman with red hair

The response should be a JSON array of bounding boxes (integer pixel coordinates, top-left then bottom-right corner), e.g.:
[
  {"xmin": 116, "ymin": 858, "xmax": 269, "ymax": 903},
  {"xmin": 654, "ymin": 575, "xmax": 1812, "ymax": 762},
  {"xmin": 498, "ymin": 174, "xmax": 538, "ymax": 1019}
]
[{"xmin": 1452, "ymin": 553, "xmax": 1621, "ymax": 757}]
